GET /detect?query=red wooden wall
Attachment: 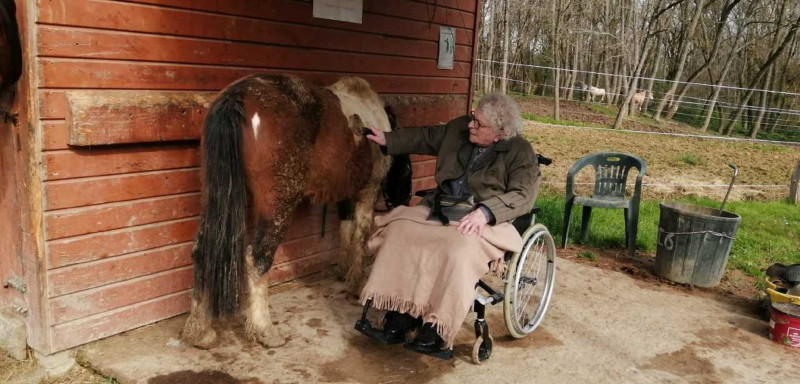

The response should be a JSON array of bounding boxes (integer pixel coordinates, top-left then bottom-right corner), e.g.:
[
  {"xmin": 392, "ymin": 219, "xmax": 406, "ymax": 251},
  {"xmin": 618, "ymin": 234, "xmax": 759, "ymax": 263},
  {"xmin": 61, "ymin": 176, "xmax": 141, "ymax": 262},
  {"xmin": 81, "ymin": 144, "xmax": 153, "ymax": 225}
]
[{"xmin": 29, "ymin": 0, "xmax": 478, "ymax": 352}]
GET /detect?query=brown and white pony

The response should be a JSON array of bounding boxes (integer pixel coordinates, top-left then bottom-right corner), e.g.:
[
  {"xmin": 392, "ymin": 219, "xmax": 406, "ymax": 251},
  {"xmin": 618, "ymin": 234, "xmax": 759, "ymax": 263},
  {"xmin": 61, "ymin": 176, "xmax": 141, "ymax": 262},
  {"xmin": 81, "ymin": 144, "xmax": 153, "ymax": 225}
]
[{"xmin": 182, "ymin": 74, "xmax": 406, "ymax": 349}]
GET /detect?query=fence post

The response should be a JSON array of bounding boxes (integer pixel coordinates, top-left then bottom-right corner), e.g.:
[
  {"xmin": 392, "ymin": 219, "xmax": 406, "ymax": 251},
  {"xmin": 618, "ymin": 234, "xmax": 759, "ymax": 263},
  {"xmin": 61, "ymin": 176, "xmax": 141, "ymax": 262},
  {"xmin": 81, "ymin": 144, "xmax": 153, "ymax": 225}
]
[{"xmin": 791, "ymin": 161, "xmax": 800, "ymax": 204}]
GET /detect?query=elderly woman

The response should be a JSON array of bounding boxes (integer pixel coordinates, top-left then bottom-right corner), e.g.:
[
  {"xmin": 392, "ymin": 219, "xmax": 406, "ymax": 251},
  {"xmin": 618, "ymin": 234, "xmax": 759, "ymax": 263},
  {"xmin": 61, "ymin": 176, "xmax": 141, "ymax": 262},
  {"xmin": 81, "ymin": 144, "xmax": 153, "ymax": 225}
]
[{"xmin": 362, "ymin": 92, "xmax": 540, "ymax": 354}]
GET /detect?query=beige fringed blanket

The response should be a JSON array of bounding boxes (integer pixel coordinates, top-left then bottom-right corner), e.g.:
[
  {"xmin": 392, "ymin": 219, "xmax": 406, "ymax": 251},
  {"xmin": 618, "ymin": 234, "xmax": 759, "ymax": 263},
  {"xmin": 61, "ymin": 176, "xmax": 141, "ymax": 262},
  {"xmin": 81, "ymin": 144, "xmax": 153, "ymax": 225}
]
[{"xmin": 360, "ymin": 205, "xmax": 523, "ymax": 348}]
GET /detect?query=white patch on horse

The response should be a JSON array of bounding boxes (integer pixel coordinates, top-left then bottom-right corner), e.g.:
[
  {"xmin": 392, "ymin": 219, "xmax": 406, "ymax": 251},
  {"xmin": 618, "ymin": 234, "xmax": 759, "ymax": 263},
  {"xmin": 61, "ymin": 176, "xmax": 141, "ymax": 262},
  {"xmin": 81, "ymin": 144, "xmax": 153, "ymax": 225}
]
[{"xmin": 251, "ymin": 113, "xmax": 261, "ymax": 139}]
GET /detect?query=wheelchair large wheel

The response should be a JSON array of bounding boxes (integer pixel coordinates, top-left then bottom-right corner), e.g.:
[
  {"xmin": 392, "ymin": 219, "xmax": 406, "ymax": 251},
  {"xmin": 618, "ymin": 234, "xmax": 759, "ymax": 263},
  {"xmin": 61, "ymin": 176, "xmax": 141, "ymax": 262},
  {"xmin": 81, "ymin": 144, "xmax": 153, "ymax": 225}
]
[{"xmin": 503, "ymin": 223, "xmax": 556, "ymax": 338}]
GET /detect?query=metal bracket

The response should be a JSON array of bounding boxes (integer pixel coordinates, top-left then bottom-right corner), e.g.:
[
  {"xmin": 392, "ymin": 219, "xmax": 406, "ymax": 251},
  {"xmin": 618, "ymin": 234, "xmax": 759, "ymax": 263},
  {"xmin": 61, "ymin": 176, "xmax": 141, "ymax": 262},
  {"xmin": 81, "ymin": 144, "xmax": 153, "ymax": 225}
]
[{"xmin": 3, "ymin": 276, "xmax": 27, "ymax": 293}]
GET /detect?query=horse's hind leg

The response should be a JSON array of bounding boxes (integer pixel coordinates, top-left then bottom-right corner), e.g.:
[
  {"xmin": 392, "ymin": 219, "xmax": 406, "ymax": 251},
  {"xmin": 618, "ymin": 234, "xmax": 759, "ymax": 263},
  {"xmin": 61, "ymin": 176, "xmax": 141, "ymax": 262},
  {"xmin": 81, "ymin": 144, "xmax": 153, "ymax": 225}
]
[
  {"xmin": 244, "ymin": 248, "xmax": 286, "ymax": 348},
  {"xmin": 339, "ymin": 180, "xmax": 381, "ymax": 292},
  {"xmin": 182, "ymin": 292, "xmax": 218, "ymax": 349},
  {"xmin": 244, "ymin": 211, "xmax": 298, "ymax": 348}
]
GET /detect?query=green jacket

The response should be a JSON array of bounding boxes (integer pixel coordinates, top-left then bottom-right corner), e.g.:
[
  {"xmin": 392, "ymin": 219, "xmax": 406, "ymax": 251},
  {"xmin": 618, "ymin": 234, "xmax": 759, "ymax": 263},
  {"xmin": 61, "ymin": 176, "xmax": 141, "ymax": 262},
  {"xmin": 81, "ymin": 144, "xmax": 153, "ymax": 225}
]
[{"xmin": 384, "ymin": 115, "xmax": 541, "ymax": 224}]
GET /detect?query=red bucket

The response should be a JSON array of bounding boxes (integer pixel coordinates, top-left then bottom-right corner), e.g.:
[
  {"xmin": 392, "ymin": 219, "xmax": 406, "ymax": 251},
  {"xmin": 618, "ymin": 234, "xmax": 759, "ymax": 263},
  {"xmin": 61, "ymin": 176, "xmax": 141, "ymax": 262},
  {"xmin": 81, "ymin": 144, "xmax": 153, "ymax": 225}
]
[{"xmin": 770, "ymin": 303, "xmax": 800, "ymax": 348}]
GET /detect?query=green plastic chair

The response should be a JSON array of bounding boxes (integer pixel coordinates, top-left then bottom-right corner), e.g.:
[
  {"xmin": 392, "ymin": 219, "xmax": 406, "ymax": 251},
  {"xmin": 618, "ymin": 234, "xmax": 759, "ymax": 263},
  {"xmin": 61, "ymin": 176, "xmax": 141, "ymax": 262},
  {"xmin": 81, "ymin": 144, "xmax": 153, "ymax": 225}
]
[{"xmin": 561, "ymin": 153, "xmax": 647, "ymax": 257}]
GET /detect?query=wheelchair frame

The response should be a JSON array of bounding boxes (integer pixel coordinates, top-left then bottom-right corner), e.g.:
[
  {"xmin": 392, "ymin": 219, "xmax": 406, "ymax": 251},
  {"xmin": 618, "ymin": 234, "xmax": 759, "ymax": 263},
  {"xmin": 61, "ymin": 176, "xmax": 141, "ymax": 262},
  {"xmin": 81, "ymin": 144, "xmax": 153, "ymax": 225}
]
[{"xmin": 355, "ymin": 155, "xmax": 557, "ymax": 365}]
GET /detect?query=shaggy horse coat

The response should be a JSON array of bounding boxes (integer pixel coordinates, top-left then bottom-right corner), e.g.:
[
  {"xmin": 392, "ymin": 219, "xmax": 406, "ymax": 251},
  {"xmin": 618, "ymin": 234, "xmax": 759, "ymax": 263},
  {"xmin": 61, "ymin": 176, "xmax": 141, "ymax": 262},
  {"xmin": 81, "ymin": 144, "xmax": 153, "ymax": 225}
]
[{"xmin": 182, "ymin": 74, "xmax": 398, "ymax": 349}]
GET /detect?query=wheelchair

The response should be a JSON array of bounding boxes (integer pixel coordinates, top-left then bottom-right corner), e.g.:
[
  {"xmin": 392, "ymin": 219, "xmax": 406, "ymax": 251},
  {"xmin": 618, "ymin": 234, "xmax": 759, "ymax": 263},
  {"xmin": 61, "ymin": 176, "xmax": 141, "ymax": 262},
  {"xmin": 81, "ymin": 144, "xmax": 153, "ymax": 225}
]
[{"xmin": 355, "ymin": 155, "xmax": 557, "ymax": 364}]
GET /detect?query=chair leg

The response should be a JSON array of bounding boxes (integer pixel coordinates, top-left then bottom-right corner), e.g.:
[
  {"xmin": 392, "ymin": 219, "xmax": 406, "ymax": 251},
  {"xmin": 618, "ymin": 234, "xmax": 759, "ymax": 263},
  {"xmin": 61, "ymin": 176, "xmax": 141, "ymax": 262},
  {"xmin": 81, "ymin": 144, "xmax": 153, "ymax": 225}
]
[
  {"xmin": 580, "ymin": 206, "xmax": 592, "ymax": 243},
  {"xmin": 628, "ymin": 205, "xmax": 640, "ymax": 258},
  {"xmin": 561, "ymin": 198, "xmax": 574, "ymax": 249},
  {"xmin": 623, "ymin": 208, "xmax": 630, "ymax": 249}
]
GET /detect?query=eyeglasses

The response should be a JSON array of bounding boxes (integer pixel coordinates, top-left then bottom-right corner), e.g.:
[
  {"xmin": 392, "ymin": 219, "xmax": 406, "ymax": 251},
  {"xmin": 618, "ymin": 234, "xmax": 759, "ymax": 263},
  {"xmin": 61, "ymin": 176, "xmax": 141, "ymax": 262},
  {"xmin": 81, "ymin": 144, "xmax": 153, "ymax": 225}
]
[
  {"xmin": 469, "ymin": 112, "xmax": 486, "ymax": 130},
  {"xmin": 469, "ymin": 112, "xmax": 501, "ymax": 131}
]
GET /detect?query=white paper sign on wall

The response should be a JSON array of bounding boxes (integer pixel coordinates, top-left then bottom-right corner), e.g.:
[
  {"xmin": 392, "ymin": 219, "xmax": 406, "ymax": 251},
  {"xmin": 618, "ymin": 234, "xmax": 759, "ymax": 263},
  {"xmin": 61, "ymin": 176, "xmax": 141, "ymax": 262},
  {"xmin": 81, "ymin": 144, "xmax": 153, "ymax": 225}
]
[
  {"xmin": 438, "ymin": 27, "xmax": 455, "ymax": 70},
  {"xmin": 313, "ymin": 0, "xmax": 363, "ymax": 24}
]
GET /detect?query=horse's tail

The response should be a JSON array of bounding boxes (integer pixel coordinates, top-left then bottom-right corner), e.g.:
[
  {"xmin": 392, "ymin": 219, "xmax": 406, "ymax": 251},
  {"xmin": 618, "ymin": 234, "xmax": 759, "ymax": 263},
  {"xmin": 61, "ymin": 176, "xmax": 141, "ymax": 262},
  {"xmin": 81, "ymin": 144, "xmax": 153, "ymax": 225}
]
[{"xmin": 193, "ymin": 80, "xmax": 249, "ymax": 318}]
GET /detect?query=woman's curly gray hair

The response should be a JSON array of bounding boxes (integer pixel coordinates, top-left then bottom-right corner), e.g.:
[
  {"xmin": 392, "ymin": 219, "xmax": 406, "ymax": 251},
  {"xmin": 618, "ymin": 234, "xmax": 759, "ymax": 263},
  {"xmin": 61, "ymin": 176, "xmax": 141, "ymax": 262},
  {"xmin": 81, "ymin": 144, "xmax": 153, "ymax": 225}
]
[{"xmin": 477, "ymin": 92, "xmax": 523, "ymax": 140}]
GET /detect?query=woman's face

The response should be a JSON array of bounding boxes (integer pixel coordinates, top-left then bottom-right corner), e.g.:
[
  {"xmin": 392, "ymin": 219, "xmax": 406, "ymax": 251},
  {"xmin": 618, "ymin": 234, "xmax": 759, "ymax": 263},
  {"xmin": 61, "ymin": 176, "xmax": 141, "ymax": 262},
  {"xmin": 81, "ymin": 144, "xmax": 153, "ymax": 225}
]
[{"xmin": 468, "ymin": 109, "xmax": 502, "ymax": 147}]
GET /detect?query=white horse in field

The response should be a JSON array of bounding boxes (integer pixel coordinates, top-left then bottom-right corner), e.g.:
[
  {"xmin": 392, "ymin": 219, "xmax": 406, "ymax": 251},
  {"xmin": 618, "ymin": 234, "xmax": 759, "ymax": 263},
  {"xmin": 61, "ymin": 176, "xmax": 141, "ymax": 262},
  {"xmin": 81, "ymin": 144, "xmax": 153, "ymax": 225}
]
[
  {"xmin": 579, "ymin": 83, "xmax": 606, "ymax": 102},
  {"xmin": 631, "ymin": 90, "xmax": 653, "ymax": 111}
]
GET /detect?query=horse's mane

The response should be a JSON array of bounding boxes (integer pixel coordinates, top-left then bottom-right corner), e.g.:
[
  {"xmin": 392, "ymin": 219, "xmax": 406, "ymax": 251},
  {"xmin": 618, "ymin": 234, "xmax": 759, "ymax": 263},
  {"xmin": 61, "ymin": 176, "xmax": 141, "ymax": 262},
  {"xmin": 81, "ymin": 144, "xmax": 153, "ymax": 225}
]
[
  {"xmin": 329, "ymin": 77, "xmax": 383, "ymax": 106},
  {"xmin": 0, "ymin": 0, "xmax": 22, "ymax": 89}
]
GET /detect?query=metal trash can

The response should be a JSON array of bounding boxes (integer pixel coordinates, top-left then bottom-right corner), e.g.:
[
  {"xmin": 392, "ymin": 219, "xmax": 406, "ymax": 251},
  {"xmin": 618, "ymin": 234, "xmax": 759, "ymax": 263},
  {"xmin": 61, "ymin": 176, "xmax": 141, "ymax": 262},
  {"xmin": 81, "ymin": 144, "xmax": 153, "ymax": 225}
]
[{"xmin": 654, "ymin": 202, "xmax": 741, "ymax": 287}]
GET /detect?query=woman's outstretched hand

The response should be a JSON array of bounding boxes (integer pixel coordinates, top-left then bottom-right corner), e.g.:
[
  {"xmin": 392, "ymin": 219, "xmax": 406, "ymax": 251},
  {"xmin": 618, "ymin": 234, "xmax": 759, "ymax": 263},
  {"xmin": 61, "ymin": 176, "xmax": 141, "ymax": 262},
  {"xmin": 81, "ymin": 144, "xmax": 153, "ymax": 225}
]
[
  {"xmin": 457, "ymin": 209, "xmax": 489, "ymax": 237},
  {"xmin": 365, "ymin": 127, "xmax": 386, "ymax": 146}
]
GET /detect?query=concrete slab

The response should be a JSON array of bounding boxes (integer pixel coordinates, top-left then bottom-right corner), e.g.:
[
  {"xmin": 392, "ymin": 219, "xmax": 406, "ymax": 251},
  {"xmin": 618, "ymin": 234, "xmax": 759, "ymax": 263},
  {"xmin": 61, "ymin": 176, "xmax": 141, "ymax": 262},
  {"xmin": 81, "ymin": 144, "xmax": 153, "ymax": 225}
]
[
  {"xmin": 79, "ymin": 259, "xmax": 799, "ymax": 384},
  {"xmin": 0, "ymin": 307, "xmax": 27, "ymax": 360}
]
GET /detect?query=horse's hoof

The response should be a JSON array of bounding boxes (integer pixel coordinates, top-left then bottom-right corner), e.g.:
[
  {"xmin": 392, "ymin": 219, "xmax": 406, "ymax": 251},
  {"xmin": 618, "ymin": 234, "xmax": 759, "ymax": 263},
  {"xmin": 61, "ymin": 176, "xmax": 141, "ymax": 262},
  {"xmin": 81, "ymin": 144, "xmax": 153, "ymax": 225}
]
[
  {"xmin": 256, "ymin": 327, "xmax": 287, "ymax": 348},
  {"xmin": 192, "ymin": 328, "xmax": 219, "ymax": 350}
]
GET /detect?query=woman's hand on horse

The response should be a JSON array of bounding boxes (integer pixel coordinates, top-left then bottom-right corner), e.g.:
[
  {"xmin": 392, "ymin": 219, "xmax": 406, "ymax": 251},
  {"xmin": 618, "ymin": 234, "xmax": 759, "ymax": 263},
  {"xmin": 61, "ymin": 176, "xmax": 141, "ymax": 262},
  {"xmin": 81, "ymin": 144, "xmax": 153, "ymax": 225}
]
[
  {"xmin": 365, "ymin": 127, "xmax": 386, "ymax": 146},
  {"xmin": 457, "ymin": 210, "xmax": 489, "ymax": 237}
]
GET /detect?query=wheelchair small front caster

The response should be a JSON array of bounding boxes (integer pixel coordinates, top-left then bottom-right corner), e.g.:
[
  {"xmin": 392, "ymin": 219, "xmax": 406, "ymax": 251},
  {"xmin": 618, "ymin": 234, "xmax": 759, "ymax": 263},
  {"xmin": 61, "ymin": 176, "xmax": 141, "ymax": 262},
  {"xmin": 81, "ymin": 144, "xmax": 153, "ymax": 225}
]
[{"xmin": 471, "ymin": 334, "xmax": 493, "ymax": 364}]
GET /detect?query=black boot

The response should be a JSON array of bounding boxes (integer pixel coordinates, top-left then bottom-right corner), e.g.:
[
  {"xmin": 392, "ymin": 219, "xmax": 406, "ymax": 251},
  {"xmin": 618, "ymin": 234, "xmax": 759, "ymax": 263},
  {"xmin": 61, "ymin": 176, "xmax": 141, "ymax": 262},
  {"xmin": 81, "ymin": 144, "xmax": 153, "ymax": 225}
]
[
  {"xmin": 406, "ymin": 323, "xmax": 446, "ymax": 352},
  {"xmin": 382, "ymin": 311, "xmax": 421, "ymax": 344}
]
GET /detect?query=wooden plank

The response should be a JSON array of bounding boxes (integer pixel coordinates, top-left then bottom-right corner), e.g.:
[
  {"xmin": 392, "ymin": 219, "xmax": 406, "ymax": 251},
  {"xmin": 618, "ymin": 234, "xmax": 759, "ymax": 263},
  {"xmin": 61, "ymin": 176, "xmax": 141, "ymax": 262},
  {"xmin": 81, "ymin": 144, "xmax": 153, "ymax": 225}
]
[
  {"xmin": 38, "ymin": 0, "xmax": 472, "ymax": 45},
  {"xmin": 44, "ymin": 91, "xmax": 467, "ymax": 125},
  {"xmin": 38, "ymin": 0, "xmax": 473, "ymax": 52},
  {"xmin": 50, "ymin": 290, "xmax": 191, "ymax": 352},
  {"xmin": 127, "ymin": 0, "xmax": 476, "ymax": 25},
  {"xmin": 49, "ymin": 266, "xmax": 193, "ymax": 324},
  {"xmin": 411, "ymin": 176, "xmax": 437, "ymax": 193},
  {"xmin": 362, "ymin": 0, "xmax": 475, "ymax": 27},
  {"xmin": 40, "ymin": 91, "xmax": 67, "ymax": 119},
  {"xmin": 47, "ymin": 218, "xmax": 198, "ymax": 269},
  {"xmin": 66, "ymin": 90, "xmax": 214, "ymax": 146},
  {"xmin": 411, "ymin": 159, "xmax": 436, "ymax": 178},
  {"xmin": 39, "ymin": 59, "xmax": 470, "ymax": 94},
  {"xmin": 272, "ymin": 233, "xmax": 339, "ymax": 267},
  {"xmin": 268, "ymin": 249, "xmax": 338, "ymax": 286},
  {"xmin": 42, "ymin": 120, "xmax": 68, "ymax": 151},
  {"xmin": 43, "ymin": 145, "xmax": 199, "ymax": 181},
  {"xmin": 47, "ymin": 243, "xmax": 193, "ymax": 297},
  {"xmin": 407, "ymin": 0, "xmax": 477, "ymax": 13},
  {"xmin": 45, "ymin": 169, "xmax": 201, "ymax": 211},
  {"xmin": 285, "ymin": 212, "xmax": 339, "ymax": 241},
  {"xmin": 39, "ymin": 28, "xmax": 472, "ymax": 77},
  {"xmin": 45, "ymin": 193, "xmax": 201, "ymax": 240},
  {"xmin": 383, "ymin": 94, "xmax": 468, "ymax": 127}
]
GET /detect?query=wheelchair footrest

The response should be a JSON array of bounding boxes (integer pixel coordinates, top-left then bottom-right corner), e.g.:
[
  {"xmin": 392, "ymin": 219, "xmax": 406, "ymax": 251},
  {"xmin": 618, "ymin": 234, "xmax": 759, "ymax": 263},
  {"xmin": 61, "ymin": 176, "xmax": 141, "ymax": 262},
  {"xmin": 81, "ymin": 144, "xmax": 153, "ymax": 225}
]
[
  {"xmin": 403, "ymin": 343, "xmax": 454, "ymax": 360},
  {"xmin": 355, "ymin": 319, "xmax": 394, "ymax": 345}
]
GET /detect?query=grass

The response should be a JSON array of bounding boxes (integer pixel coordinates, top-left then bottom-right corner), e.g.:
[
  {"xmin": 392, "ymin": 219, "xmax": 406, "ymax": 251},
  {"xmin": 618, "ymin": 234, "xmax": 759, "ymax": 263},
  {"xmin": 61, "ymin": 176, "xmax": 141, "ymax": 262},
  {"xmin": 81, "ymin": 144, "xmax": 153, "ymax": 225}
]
[
  {"xmin": 0, "ymin": 349, "xmax": 117, "ymax": 384},
  {"xmin": 678, "ymin": 153, "xmax": 702, "ymax": 166},
  {"xmin": 590, "ymin": 104, "xmax": 619, "ymax": 117},
  {"xmin": 522, "ymin": 112, "xmax": 591, "ymax": 127},
  {"xmin": 533, "ymin": 189, "xmax": 800, "ymax": 279},
  {"xmin": 578, "ymin": 251, "xmax": 598, "ymax": 261}
]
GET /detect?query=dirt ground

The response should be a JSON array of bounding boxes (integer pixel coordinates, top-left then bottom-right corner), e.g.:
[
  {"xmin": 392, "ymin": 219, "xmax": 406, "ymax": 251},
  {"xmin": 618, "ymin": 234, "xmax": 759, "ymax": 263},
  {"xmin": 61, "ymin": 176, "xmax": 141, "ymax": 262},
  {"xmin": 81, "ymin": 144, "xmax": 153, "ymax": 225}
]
[{"xmin": 49, "ymin": 255, "xmax": 797, "ymax": 384}]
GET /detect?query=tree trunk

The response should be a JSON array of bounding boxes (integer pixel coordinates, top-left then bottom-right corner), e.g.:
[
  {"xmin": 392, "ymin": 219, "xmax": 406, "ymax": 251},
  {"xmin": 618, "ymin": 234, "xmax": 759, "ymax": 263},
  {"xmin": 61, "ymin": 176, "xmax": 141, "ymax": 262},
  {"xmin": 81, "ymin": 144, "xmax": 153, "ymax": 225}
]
[
  {"xmin": 485, "ymin": 0, "xmax": 496, "ymax": 93},
  {"xmin": 665, "ymin": 0, "xmax": 743, "ymax": 120},
  {"xmin": 749, "ymin": 65, "xmax": 773, "ymax": 138},
  {"xmin": 613, "ymin": 41, "xmax": 654, "ymax": 129},
  {"xmin": 567, "ymin": 40, "xmax": 579, "ymax": 100},
  {"xmin": 501, "ymin": 0, "xmax": 511, "ymax": 93},
  {"xmin": 552, "ymin": 0, "xmax": 560, "ymax": 120},
  {"xmin": 700, "ymin": 56, "xmax": 734, "ymax": 132},
  {"xmin": 721, "ymin": 14, "xmax": 800, "ymax": 135},
  {"xmin": 654, "ymin": 0, "xmax": 706, "ymax": 121}
]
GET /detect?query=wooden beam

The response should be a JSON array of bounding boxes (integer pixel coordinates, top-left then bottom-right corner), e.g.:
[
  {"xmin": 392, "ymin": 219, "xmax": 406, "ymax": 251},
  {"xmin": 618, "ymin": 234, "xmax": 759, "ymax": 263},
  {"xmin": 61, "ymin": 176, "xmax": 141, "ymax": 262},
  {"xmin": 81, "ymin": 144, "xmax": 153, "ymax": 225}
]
[{"xmin": 66, "ymin": 91, "xmax": 215, "ymax": 146}]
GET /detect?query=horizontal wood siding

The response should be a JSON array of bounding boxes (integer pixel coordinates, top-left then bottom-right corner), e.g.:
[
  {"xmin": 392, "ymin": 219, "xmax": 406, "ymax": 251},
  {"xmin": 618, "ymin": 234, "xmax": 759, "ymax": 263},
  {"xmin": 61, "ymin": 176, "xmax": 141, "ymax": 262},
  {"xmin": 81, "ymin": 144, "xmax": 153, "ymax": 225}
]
[{"xmin": 37, "ymin": 0, "xmax": 477, "ymax": 352}]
